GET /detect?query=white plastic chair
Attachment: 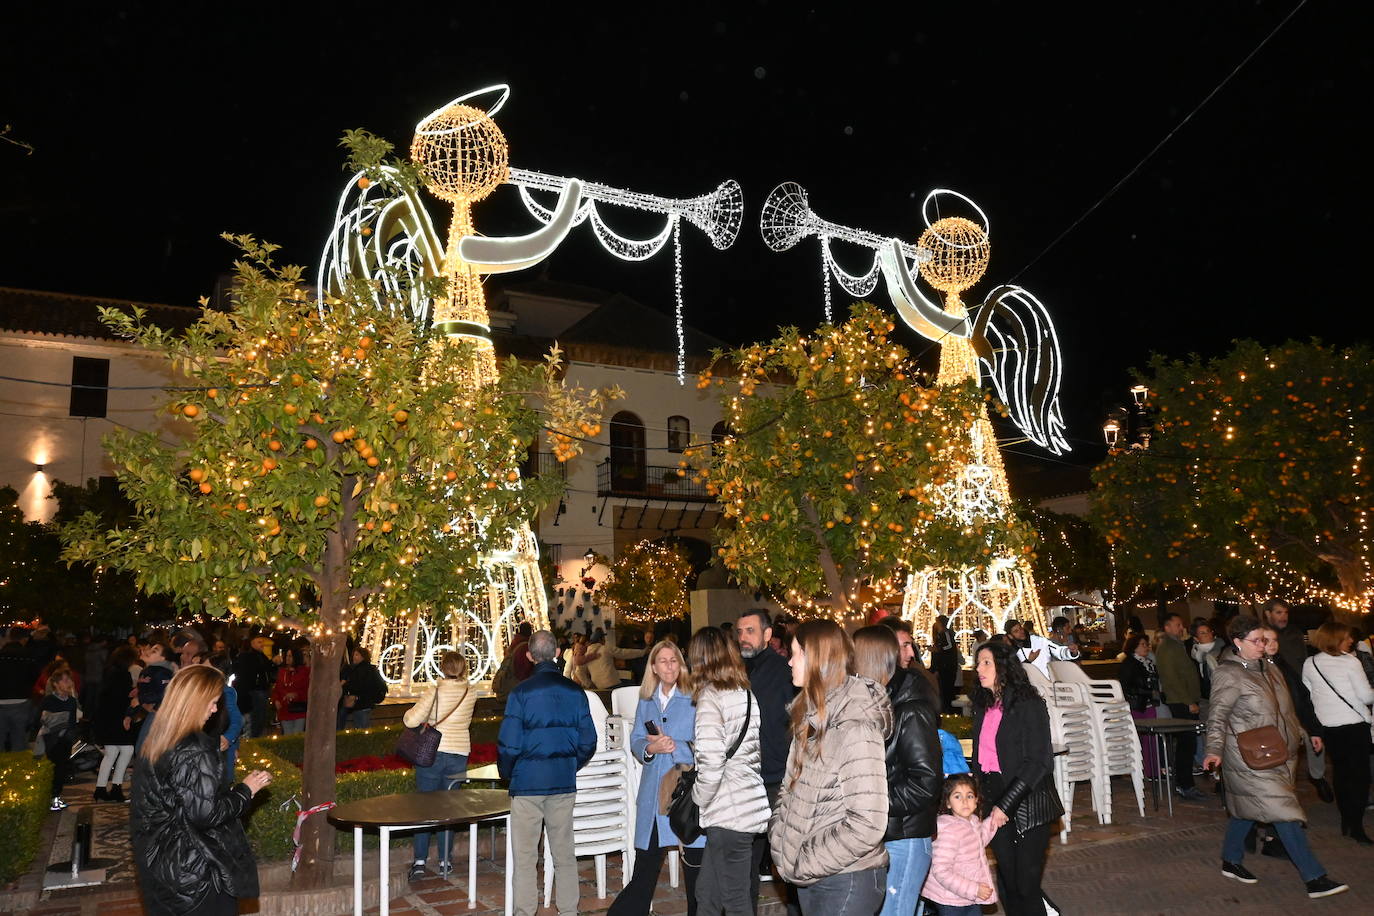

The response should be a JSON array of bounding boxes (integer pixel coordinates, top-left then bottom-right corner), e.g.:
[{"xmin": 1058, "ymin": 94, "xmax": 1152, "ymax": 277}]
[{"xmin": 543, "ymin": 748, "xmax": 635, "ymax": 903}]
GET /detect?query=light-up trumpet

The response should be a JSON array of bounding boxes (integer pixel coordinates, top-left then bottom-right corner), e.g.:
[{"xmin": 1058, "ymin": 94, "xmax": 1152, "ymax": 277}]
[
  {"xmin": 510, "ymin": 168, "xmax": 744, "ymax": 253},
  {"xmin": 761, "ymin": 180, "xmax": 932, "ymax": 264}
]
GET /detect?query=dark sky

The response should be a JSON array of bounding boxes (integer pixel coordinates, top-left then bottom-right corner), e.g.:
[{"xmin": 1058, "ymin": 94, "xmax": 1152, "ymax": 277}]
[{"xmin": 3, "ymin": 1, "xmax": 1368, "ymax": 467}]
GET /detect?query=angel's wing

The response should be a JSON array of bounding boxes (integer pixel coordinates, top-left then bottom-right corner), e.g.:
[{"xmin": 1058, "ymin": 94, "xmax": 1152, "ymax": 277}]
[
  {"xmin": 317, "ymin": 166, "xmax": 444, "ymax": 328},
  {"xmin": 970, "ymin": 284, "xmax": 1070, "ymax": 455}
]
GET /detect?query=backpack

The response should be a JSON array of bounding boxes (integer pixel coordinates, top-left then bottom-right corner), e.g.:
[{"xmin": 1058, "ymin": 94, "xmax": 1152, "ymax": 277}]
[{"xmin": 492, "ymin": 652, "xmax": 519, "ymax": 696}]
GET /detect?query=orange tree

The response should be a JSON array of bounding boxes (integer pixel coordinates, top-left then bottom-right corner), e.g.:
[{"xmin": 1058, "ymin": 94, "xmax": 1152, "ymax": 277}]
[
  {"xmin": 60, "ymin": 240, "xmax": 614, "ymax": 883},
  {"xmin": 1091, "ymin": 339, "xmax": 1373, "ymax": 622},
  {"xmin": 696, "ymin": 302, "xmax": 1035, "ymax": 619},
  {"xmin": 598, "ymin": 539, "xmax": 693, "ymax": 626}
]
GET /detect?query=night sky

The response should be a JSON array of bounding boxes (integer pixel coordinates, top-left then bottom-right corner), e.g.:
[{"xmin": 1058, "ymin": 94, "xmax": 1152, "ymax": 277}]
[{"xmin": 3, "ymin": 1, "xmax": 1368, "ymax": 467}]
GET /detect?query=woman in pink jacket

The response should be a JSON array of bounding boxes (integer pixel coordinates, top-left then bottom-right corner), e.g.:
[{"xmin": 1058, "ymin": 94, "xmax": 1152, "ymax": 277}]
[{"xmin": 922, "ymin": 774, "xmax": 998, "ymax": 914}]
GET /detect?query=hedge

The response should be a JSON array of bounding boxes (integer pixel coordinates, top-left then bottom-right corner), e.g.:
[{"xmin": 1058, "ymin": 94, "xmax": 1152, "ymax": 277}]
[
  {"xmin": 236, "ymin": 717, "xmax": 504, "ymax": 861},
  {"xmin": 0, "ymin": 751, "xmax": 53, "ymax": 885}
]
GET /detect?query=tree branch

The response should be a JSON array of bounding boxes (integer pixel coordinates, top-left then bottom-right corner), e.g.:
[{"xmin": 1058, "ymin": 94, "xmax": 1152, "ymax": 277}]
[{"xmin": 800, "ymin": 496, "xmax": 849, "ymax": 614}]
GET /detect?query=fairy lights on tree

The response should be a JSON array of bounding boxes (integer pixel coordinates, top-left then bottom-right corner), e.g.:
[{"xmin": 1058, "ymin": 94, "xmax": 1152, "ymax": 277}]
[
  {"xmin": 695, "ymin": 303, "xmax": 1033, "ymax": 621},
  {"xmin": 1092, "ymin": 339, "xmax": 1373, "ymax": 621},
  {"xmin": 597, "ymin": 539, "xmax": 693, "ymax": 625}
]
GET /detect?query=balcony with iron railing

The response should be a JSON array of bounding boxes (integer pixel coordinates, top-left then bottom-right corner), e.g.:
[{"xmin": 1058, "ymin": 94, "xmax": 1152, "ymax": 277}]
[
  {"xmin": 519, "ymin": 450, "xmax": 568, "ymax": 481},
  {"xmin": 596, "ymin": 458, "xmax": 712, "ymax": 501}
]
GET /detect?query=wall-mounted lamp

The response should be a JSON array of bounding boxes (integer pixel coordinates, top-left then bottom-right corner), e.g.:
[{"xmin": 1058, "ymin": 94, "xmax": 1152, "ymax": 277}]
[
  {"xmin": 34, "ymin": 464, "xmax": 45, "ymax": 474},
  {"xmin": 580, "ymin": 548, "xmax": 598, "ymax": 590}
]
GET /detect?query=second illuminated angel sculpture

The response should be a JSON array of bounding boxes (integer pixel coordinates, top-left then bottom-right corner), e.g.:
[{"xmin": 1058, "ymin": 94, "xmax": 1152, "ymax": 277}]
[
  {"xmin": 762, "ymin": 182, "xmax": 1068, "ymax": 650},
  {"xmin": 319, "ymin": 86, "xmax": 743, "ymax": 691}
]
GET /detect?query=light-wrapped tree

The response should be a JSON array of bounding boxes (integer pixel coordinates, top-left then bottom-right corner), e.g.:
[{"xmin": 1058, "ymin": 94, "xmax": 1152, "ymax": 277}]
[
  {"xmin": 598, "ymin": 539, "xmax": 693, "ymax": 626},
  {"xmin": 61, "ymin": 236, "xmax": 614, "ymax": 883},
  {"xmin": 697, "ymin": 303, "xmax": 1036, "ymax": 619},
  {"xmin": 1091, "ymin": 339, "xmax": 1373, "ymax": 621}
]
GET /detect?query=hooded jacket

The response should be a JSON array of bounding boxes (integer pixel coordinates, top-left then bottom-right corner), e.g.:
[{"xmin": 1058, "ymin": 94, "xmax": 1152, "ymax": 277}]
[
  {"xmin": 769, "ymin": 675, "xmax": 893, "ymax": 886},
  {"xmin": 882, "ymin": 668, "xmax": 943, "ymax": 841},
  {"xmin": 1205, "ymin": 654, "xmax": 1305, "ymax": 824},
  {"xmin": 130, "ymin": 732, "xmax": 258, "ymax": 915}
]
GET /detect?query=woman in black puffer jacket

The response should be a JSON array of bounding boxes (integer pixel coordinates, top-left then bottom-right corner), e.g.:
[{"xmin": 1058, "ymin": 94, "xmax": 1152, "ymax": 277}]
[
  {"xmin": 132, "ymin": 665, "xmax": 272, "ymax": 915},
  {"xmin": 853, "ymin": 626, "xmax": 943, "ymax": 916}
]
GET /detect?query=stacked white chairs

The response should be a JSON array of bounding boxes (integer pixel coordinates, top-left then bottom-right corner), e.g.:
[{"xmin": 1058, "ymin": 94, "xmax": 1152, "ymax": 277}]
[
  {"xmin": 1050, "ymin": 661, "xmax": 1146, "ymax": 822},
  {"xmin": 543, "ymin": 747, "xmax": 636, "ymax": 904},
  {"xmin": 1025, "ymin": 664, "xmax": 1103, "ymax": 839}
]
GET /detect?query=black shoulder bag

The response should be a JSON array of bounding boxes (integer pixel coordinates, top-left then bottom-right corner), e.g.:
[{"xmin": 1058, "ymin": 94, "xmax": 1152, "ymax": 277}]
[{"xmin": 668, "ymin": 689, "xmax": 752, "ymax": 844}]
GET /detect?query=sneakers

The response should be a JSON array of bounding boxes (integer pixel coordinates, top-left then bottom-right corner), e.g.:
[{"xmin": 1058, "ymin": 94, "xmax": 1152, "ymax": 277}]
[
  {"xmin": 407, "ymin": 861, "xmax": 427, "ymax": 881},
  {"xmin": 1222, "ymin": 861, "xmax": 1258, "ymax": 884},
  {"xmin": 1306, "ymin": 876, "xmax": 1348, "ymax": 898},
  {"xmin": 437, "ymin": 860, "xmax": 453, "ymax": 878},
  {"xmin": 1175, "ymin": 786, "xmax": 1209, "ymax": 801},
  {"xmin": 50, "ymin": 797, "xmax": 69, "ymax": 811}
]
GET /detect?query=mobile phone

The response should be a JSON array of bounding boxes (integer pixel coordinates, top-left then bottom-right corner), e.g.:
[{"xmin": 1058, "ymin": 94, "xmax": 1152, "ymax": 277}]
[{"xmin": 644, "ymin": 720, "xmax": 660, "ymax": 736}]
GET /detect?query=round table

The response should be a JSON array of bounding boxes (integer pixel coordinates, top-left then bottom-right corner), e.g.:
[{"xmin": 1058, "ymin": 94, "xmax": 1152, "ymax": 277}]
[{"xmin": 329, "ymin": 788, "xmax": 512, "ymax": 916}]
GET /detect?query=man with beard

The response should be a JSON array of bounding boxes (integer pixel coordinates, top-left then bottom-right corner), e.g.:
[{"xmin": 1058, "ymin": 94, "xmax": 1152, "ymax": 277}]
[{"xmin": 737, "ymin": 609, "xmax": 798, "ymax": 912}]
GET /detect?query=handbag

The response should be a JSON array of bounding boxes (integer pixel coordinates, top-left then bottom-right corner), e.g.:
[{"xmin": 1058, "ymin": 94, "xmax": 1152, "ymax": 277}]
[
  {"xmin": 395, "ymin": 683, "xmax": 465, "ymax": 768},
  {"xmin": 668, "ymin": 690, "xmax": 751, "ymax": 844},
  {"xmin": 1234, "ymin": 724, "xmax": 1288, "ymax": 770}
]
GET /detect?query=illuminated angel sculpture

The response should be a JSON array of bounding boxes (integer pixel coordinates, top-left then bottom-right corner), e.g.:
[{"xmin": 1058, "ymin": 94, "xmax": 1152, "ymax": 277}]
[
  {"xmin": 318, "ymin": 86, "xmax": 742, "ymax": 691},
  {"xmin": 760, "ymin": 183, "xmax": 1067, "ymax": 649}
]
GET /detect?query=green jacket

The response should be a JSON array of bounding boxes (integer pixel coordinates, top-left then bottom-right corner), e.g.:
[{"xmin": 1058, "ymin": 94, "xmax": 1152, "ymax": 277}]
[{"xmin": 1156, "ymin": 635, "xmax": 1201, "ymax": 706}]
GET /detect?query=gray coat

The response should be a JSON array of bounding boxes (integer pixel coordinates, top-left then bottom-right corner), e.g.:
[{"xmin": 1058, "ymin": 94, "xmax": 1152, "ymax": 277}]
[{"xmin": 1205, "ymin": 655, "xmax": 1306, "ymax": 824}]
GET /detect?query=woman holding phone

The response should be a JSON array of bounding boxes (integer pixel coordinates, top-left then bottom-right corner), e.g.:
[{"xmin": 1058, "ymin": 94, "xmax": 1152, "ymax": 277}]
[{"xmin": 608, "ymin": 640, "xmax": 706, "ymax": 916}]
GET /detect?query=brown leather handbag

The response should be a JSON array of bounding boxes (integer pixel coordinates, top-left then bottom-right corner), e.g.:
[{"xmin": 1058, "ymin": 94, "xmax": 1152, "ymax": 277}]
[{"xmin": 1234, "ymin": 724, "xmax": 1287, "ymax": 770}]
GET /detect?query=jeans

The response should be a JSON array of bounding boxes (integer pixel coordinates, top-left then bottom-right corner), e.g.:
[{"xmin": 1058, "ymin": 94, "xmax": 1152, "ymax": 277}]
[
  {"xmin": 411, "ymin": 751, "xmax": 468, "ymax": 860},
  {"xmin": 337, "ymin": 706, "xmax": 373, "ymax": 730},
  {"xmin": 0, "ymin": 701, "xmax": 29, "ymax": 752},
  {"xmin": 796, "ymin": 866, "xmax": 887, "ymax": 916},
  {"xmin": 511, "ymin": 792, "xmax": 577, "ymax": 916},
  {"xmin": 97, "ymin": 744, "xmax": 134, "ymax": 787},
  {"xmin": 1223, "ymin": 817, "xmax": 1325, "ymax": 882},
  {"xmin": 607, "ymin": 822, "xmax": 703, "ymax": 916},
  {"xmin": 280, "ymin": 717, "xmax": 306, "ymax": 735},
  {"xmin": 881, "ymin": 836, "xmax": 932, "ymax": 916},
  {"xmin": 696, "ymin": 826, "xmax": 757, "ymax": 916}
]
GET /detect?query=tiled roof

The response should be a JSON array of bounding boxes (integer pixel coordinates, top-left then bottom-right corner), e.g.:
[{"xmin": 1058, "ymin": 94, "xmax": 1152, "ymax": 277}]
[{"xmin": 0, "ymin": 287, "xmax": 202, "ymax": 341}]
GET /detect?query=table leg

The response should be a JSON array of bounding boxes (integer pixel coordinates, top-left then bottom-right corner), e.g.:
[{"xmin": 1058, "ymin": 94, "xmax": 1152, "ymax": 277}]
[
  {"xmin": 504, "ymin": 815, "xmax": 513, "ymax": 916},
  {"xmin": 380, "ymin": 826, "xmax": 391, "ymax": 916},
  {"xmin": 469, "ymin": 823, "xmax": 477, "ymax": 909},
  {"xmin": 354, "ymin": 827, "xmax": 363, "ymax": 916},
  {"xmin": 1163, "ymin": 735, "xmax": 1174, "ymax": 816}
]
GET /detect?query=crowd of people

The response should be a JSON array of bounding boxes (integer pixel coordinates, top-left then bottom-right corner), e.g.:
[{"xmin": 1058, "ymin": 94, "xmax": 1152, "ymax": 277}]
[{"xmin": 5, "ymin": 597, "xmax": 1371, "ymax": 914}]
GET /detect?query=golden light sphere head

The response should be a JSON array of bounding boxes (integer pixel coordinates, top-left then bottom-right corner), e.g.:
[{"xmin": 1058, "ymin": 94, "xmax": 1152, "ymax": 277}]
[
  {"xmin": 411, "ymin": 102, "xmax": 510, "ymax": 203},
  {"xmin": 917, "ymin": 216, "xmax": 990, "ymax": 294}
]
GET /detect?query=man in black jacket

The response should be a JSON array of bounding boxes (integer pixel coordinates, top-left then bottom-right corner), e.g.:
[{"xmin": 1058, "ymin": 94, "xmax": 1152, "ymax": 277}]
[
  {"xmin": 738, "ymin": 609, "xmax": 799, "ymax": 909},
  {"xmin": 1263, "ymin": 599, "xmax": 1331, "ymax": 801},
  {"xmin": 1, "ymin": 627, "xmax": 40, "ymax": 751}
]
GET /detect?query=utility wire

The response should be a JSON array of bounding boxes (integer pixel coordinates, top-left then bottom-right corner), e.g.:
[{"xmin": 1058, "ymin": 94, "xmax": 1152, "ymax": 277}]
[{"xmin": 1008, "ymin": 0, "xmax": 1309, "ymax": 284}]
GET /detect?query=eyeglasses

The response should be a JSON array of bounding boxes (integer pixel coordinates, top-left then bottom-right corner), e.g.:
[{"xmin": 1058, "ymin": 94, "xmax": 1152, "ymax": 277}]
[{"xmin": 1240, "ymin": 636, "xmax": 1267, "ymax": 646}]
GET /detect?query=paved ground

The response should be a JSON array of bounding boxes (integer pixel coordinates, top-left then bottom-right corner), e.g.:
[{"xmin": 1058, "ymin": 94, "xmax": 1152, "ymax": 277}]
[{"xmin": 9, "ymin": 769, "xmax": 1372, "ymax": 914}]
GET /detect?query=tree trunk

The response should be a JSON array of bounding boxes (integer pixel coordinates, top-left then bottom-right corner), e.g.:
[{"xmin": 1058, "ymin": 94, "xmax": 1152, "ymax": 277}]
[
  {"xmin": 291, "ymin": 591, "xmax": 347, "ymax": 888},
  {"xmin": 1328, "ymin": 556, "xmax": 1370, "ymax": 626}
]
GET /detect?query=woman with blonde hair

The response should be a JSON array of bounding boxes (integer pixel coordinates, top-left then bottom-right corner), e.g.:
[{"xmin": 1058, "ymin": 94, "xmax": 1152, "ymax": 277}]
[
  {"xmin": 770, "ymin": 619, "xmax": 892, "ymax": 915},
  {"xmin": 402, "ymin": 650, "xmax": 478, "ymax": 879},
  {"xmin": 131, "ymin": 665, "xmax": 272, "ymax": 916},
  {"xmin": 688, "ymin": 626, "xmax": 769, "ymax": 916},
  {"xmin": 36, "ymin": 667, "xmax": 81, "ymax": 811},
  {"xmin": 608, "ymin": 640, "xmax": 705, "ymax": 916}
]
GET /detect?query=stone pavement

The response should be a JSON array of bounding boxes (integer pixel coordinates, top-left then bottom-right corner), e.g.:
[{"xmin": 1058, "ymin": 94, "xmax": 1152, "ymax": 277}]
[{"xmin": 8, "ymin": 770, "xmax": 1371, "ymax": 914}]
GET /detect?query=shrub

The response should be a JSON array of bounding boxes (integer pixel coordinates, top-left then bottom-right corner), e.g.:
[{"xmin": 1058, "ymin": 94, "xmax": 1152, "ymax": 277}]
[{"xmin": 0, "ymin": 752, "xmax": 53, "ymax": 885}]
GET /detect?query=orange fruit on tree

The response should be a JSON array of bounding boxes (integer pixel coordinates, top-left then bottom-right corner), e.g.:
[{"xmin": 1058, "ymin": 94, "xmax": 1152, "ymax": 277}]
[
  {"xmin": 332, "ymin": 431, "xmax": 347, "ymax": 444},
  {"xmin": 444, "ymin": 470, "xmax": 458, "ymax": 481},
  {"xmin": 198, "ymin": 482, "xmax": 213, "ymax": 494},
  {"xmin": 268, "ymin": 440, "xmax": 282, "ymax": 451},
  {"xmin": 283, "ymin": 403, "xmax": 298, "ymax": 415},
  {"xmin": 189, "ymin": 468, "xmax": 205, "ymax": 482},
  {"xmin": 380, "ymin": 521, "xmax": 393, "ymax": 533},
  {"xmin": 506, "ymin": 470, "xmax": 519, "ymax": 481},
  {"xmin": 358, "ymin": 337, "xmax": 373, "ymax": 349},
  {"xmin": 393, "ymin": 409, "xmax": 408, "ymax": 424},
  {"xmin": 268, "ymin": 525, "xmax": 281, "ymax": 536},
  {"xmin": 314, "ymin": 495, "xmax": 329, "ymax": 508},
  {"xmin": 235, "ymin": 500, "xmax": 248, "ymax": 511},
  {"xmin": 206, "ymin": 388, "xmax": 218, "ymax": 399},
  {"xmin": 357, "ymin": 176, "xmax": 370, "ymax": 189},
  {"xmin": 182, "ymin": 404, "xmax": 200, "ymax": 418},
  {"xmin": 366, "ymin": 456, "xmax": 379, "ymax": 467},
  {"xmin": 305, "ymin": 438, "xmax": 318, "ymax": 450},
  {"xmin": 365, "ymin": 521, "xmax": 375, "ymax": 531},
  {"xmin": 262, "ymin": 458, "xmax": 277, "ymax": 471}
]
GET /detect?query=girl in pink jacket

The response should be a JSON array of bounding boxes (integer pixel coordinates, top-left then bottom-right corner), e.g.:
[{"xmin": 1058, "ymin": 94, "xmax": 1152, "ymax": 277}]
[{"xmin": 921, "ymin": 775, "xmax": 998, "ymax": 914}]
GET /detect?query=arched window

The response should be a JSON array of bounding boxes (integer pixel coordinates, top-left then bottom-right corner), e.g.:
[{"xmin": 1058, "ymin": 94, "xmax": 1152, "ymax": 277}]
[
  {"xmin": 609, "ymin": 411, "xmax": 646, "ymax": 491},
  {"xmin": 711, "ymin": 420, "xmax": 732, "ymax": 456},
  {"xmin": 667, "ymin": 415, "xmax": 690, "ymax": 453}
]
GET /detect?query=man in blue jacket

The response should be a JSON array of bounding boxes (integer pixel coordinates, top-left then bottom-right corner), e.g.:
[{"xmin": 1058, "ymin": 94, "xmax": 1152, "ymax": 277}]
[{"xmin": 498, "ymin": 629, "xmax": 597, "ymax": 916}]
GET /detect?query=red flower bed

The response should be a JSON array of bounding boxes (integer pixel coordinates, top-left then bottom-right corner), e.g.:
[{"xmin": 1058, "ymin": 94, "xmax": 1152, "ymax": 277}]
[{"xmin": 332, "ymin": 742, "xmax": 498, "ymax": 774}]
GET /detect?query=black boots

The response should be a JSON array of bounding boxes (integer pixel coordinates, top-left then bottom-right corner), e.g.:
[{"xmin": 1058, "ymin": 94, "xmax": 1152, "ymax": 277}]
[
  {"xmin": 1311, "ymin": 777, "xmax": 1335, "ymax": 803},
  {"xmin": 1340, "ymin": 821, "xmax": 1373, "ymax": 845}
]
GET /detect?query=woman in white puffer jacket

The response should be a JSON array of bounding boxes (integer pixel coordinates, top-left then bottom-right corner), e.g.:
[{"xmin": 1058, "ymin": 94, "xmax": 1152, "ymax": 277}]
[{"xmin": 689, "ymin": 626, "xmax": 770, "ymax": 916}]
